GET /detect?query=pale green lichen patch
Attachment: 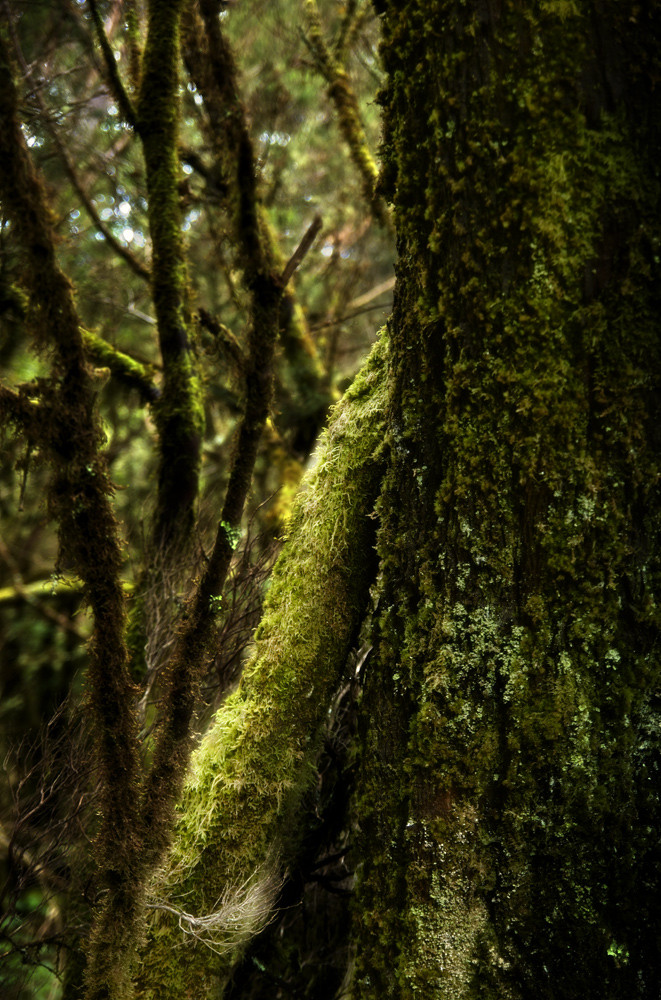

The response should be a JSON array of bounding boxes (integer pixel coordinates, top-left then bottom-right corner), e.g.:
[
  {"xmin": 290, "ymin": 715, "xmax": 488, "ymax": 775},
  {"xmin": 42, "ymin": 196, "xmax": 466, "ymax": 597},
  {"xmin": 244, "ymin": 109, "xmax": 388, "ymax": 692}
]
[{"xmin": 352, "ymin": 0, "xmax": 661, "ymax": 997}]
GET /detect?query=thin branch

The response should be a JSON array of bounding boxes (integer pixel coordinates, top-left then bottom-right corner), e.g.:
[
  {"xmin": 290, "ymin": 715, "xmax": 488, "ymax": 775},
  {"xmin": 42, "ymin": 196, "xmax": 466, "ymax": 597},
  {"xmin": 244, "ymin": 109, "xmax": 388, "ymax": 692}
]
[
  {"xmin": 82, "ymin": 329, "xmax": 160, "ymax": 402},
  {"xmin": 348, "ymin": 274, "xmax": 395, "ymax": 310},
  {"xmin": 61, "ymin": 151, "xmax": 150, "ymax": 280},
  {"xmin": 0, "ymin": 575, "xmax": 83, "ymax": 606},
  {"xmin": 333, "ymin": 0, "xmax": 360, "ymax": 58},
  {"xmin": 0, "ymin": 538, "xmax": 83, "ymax": 638},
  {"xmin": 309, "ymin": 299, "xmax": 393, "ymax": 333},
  {"xmin": 87, "ymin": 0, "xmax": 138, "ymax": 129},
  {"xmin": 281, "ymin": 213, "xmax": 323, "ymax": 285}
]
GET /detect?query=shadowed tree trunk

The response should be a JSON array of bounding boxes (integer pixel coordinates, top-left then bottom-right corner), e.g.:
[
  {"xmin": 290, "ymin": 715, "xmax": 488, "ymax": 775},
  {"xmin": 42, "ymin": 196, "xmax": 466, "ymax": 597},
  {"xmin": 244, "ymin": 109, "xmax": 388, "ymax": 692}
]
[
  {"xmin": 353, "ymin": 1, "xmax": 661, "ymax": 997},
  {"xmin": 4, "ymin": 0, "xmax": 656, "ymax": 996}
]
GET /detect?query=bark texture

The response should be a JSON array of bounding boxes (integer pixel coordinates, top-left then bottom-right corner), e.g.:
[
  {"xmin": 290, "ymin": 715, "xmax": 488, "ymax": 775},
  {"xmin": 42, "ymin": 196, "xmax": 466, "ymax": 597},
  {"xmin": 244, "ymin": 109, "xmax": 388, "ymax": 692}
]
[{"xmin": 353, "ymin": 1, "xmax": 661, "ymax": 997}]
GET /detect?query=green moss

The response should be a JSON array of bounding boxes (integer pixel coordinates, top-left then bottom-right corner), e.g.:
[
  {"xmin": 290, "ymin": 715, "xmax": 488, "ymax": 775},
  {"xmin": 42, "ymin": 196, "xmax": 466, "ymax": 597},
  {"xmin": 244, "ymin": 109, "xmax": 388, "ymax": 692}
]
[
  {"xmin": 353, "ymin": 1, "xmax": 661, "ymax": 997},
  {"xmin": 133, "ymin": 334, "xmax": 389, "ymax": 998},
  {"xmin": 137, "ymin": 0, "xmax": 203, "ymax": 553},
  {"xmin": 304, "ymin": 0, "xmax": 387, "ymax": 224},
  {"xmin": 82, "ymin": 329, "xmax": 159, "ymax": 402}
]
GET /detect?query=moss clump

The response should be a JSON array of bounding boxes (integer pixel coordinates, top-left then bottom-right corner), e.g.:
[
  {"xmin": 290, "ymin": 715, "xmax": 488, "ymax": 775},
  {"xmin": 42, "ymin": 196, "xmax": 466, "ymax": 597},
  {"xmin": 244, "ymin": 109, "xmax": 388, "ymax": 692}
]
[{"xmin": 134, "ymin": 333, "xmax": 389, "ymax": 999}]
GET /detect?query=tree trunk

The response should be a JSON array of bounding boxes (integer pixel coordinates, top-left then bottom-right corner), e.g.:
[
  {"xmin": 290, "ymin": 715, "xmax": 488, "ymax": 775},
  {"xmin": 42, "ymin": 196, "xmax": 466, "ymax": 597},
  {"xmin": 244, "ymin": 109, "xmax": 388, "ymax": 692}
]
[{"xmin": 353, "ymin": 1, "xmax": 661, "ymax": 997}]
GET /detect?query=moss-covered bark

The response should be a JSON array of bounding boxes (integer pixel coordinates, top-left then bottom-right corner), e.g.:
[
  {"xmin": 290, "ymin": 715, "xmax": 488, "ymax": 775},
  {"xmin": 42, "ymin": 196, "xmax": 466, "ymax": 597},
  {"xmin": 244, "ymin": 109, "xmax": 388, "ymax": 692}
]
[
  {"xmin": 137, "ymin": 0, "xmax": 204, "ymax": 555},
  {"xmin": 353, "ymin": 1, "xmax": 661, "ymax": 997},
  {"xmin": 182, "ymin": 1, "xmax": 332, "ymax": 473},
  {"xmin": 126, "ymin": 0, "xmax": 204, "ymax": 687},
  {"xmin": 81, "ymin": 330, "xmax": 159, "ymax": 403},
  {"xmin": 304, "ymin": 0, "xmax": 388, "ymax": 226},
  {"xmin": 0, "ymin": 32, "xmax": 144, "ymax": 1000},
  {"xmin": 133, "ymin": 334, "xmax": 388, "ymax": 998}
]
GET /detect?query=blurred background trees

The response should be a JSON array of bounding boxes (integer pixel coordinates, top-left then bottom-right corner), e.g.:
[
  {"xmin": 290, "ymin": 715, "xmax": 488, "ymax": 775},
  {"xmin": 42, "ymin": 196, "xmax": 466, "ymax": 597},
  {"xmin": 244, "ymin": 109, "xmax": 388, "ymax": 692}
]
[{"xmin": 0, "ymin": 2, "xmax": 393, "ymax": 995}]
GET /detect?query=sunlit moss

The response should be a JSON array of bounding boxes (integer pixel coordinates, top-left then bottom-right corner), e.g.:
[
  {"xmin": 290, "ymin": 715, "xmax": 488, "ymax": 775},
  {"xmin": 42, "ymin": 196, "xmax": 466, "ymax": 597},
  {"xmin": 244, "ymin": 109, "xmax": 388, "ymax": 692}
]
[{"xmin": 134, "ymin": 333, "xmax": 389, "ymax": 998}]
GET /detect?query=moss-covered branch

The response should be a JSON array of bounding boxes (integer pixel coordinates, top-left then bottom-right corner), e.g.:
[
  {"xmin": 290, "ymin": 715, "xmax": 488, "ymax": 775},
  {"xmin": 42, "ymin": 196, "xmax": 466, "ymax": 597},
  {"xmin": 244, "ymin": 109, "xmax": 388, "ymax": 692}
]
[
  {"xmin": 134, "ymin": 332, "xmax": 388, "ymax": 999},
  {"xmin": 303, "ymin": 0, "xmax": 388, "ymax": 225},
  {"xmin": 123, "ymin": 0, "xmax": 143, "ymax": 91},
  {"xmin": 137, "ymin": 0, "xmax": 204, "ymax": 555},
  {"xmin": 82, "ymin": 329, "xmax": 160, "ymax": 402},
  {"xmin": 0, "ymin": 33, "xmax": 143, "ymax": 1000},
  {"xmin": 88, "ymin": 0, "xmax": 138, "ymax": 129},
  {"xmin": 333, "ymin": 0, "xmax": 361, "ymax": 58},
  {"xmin": 181, "ymin": 3, "xmax": 333, "ymax": 462},
  {"xmin": 134, "ymin": 0, "xmax": 283, "ymax": 889}
]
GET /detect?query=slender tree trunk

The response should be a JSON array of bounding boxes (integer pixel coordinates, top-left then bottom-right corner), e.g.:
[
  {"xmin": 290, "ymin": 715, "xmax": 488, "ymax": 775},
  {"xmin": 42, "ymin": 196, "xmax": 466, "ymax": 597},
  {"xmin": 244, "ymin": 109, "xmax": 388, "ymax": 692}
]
[{"xmin": 353, "ymin": 1, "xmax": 661, "ymax": 997}]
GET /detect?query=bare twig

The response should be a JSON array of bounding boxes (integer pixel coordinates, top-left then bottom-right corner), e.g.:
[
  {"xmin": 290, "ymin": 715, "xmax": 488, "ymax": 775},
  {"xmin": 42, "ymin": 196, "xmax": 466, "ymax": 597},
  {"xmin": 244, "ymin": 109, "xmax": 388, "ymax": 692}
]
[{"xmin": 281, "ymin": 214, "xmax": 323, "ymax": 285}]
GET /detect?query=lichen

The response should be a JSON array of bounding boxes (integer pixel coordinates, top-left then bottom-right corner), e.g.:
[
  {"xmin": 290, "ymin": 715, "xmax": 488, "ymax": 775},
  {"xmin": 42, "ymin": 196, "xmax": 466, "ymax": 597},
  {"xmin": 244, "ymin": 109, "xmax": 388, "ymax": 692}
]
[{"xmin": 352, "ymin": 1, "xmax": 661, "ymax": 997}]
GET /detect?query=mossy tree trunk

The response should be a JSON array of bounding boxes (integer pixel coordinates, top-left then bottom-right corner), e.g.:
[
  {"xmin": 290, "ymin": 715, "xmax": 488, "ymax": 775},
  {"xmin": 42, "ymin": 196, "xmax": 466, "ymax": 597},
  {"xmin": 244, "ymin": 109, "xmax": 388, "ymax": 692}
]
[
  {"xmin": 129, "ymin": 1, "xmax": 660, "ymax": 997},
  {"xmin": 353, "ymin": 1, "xmax": 661, "ymax": 997}
]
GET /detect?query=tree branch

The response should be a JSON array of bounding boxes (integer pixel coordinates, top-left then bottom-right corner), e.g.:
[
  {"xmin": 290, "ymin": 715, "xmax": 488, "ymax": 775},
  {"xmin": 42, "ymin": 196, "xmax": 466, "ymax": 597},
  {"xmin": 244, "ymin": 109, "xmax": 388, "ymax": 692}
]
[
  {"xmin": 182, "ymin": 0, "xmax": 332, "ymax": 445},
  {"xmin": 140, "ymin": 0, "xmax": 285, "ymax": 872},
  {"xmin": 281, "ymin": 213, "xmax": 323, "ymax": 285},
  {"xmin": 82, "ymin": 329, "xmax": 160, "ymax": 402},
  {"xmin": 303, "ymin": 0, "xmax": 389, "ymax": 226},
  {"xmin": 135, "ymin": 334, "xmax": 389, "ymax": 999},
  {"xmin": 87, "ymin": 0, "xmax": 138, "ymax": 129},
  {"xmin": 0, "ymin": 33, "xmax": 143, "ymax": 1000},
  {"xmin": 136, "ymin": 0, "xmax": 204, "ymax": 556}
]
